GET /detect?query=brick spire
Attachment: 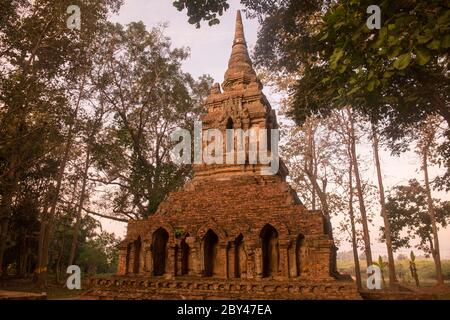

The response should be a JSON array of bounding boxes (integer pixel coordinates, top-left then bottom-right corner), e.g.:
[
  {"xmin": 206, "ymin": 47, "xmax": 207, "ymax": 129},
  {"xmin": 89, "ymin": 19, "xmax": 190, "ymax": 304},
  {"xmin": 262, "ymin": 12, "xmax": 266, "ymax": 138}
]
[{"xmin": 222, "ymin": 10, "xmax": 259, "ymax": 91}]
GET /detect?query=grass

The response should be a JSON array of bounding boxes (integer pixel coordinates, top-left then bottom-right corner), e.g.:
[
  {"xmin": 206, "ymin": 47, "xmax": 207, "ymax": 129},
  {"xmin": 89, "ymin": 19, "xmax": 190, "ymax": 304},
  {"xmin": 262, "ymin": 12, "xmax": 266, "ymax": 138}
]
[
  {"xmin": 0, "ymin": 276, "xmax": 88, "ymax": 300},
  {"xmin": 337, "ymin": 258, "xmax": 450, "ymax": 287}
]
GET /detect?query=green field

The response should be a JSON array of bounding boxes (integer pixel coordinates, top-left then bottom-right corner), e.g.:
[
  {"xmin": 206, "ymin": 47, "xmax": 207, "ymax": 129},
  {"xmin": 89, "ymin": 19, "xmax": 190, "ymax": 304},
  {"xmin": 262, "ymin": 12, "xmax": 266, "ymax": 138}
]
[{"xmin": 338, "ymin": 259, "xmax": 450, "ymax": 287}]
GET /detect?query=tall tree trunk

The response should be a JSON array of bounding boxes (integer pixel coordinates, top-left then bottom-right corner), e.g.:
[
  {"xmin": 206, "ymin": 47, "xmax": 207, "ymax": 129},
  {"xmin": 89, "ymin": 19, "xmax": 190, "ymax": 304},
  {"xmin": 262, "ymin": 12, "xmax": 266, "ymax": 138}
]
[
  {"xmin": 0, "ymin": 213, "xmax": 10, "ymax": 276},
  {"xmin": 56, "ymin": 231, "xmax": 66, "ymax": 284},
  {"xmin": 2, "ymin": 19, "xmax": 55, "ymax": 276},
  {"xmin": 68, "ymin": 146, "xmax": 91, "ymax": 266},
  {"xmin": 0, "ymin": 189, "xmax": 14, "ymax": 276},
  {"xmin": 423, "ymin": 145, "xmax": 444, "ymax": 285},
  {"xmin": 36, "ymin": 207, "xmax": 53, "ymax": 288},
  {"xmin": 371, "ymin": 123, "xmax": 397, "ymax": 287},
  {"xmin": 0, "ymin": 156, "xmax": 19, "ymax": 276},
  {"xmin": 35, "ymin": 83, "xmax": 84, "ymax": 287},
  {"xmin": 304, "ymin": 118, "xmax": 336, "ymax": 276},
  {"xmin": 18, "ymin": 237, "xmax": 28, "ymax": 277},
  {"xmin": 36, "ymin": 203, "xmax": 47, "ymax": 282},
  {"xmin": 306, "ymin": 120, "xmax": 316, "ymax": 210},
  {"xmin": 347, "ymin": 107, "xmax": 373, "ymax": 266},
  {"xmin": 348, "ymin": 149, "xmax": 362, "ymax": 290}
]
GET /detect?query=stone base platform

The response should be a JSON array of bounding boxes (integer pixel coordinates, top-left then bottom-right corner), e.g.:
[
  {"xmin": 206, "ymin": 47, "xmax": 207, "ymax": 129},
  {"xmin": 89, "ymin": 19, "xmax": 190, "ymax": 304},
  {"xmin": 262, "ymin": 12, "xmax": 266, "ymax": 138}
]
[
  {"xmin": 83, "ymin": 276, "xmax": 361, "ymax": 300},
  {"xmin": 0, "ymin": 290, "xmax": 47, "ymax": 300}
]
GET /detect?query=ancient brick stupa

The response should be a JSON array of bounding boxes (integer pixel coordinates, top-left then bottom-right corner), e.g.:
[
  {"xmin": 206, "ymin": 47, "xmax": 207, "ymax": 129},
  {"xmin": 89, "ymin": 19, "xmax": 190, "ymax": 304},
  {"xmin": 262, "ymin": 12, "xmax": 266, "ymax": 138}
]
[{"xmin": 88, "ymin": 11, "xmax": 359, "ymax": 300}]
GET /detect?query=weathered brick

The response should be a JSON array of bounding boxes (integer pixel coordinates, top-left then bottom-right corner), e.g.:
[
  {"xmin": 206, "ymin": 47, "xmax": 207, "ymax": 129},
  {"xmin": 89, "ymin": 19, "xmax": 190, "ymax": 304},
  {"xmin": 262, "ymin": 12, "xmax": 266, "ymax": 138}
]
[{"xmin": 88, "ymin": 10, "xmax": 359, "ymax": 300}]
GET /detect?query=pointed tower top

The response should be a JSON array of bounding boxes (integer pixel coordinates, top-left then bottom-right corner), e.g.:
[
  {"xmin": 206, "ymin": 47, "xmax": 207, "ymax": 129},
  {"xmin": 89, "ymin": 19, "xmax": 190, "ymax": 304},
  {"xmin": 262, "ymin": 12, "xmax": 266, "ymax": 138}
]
[
  {"xmin": 222, "ymin": 10, "xmax": 260, "ymax": 92},
  {"xmin": 234, "ymin": 10, "xmax": 245, "ymax": 46}
]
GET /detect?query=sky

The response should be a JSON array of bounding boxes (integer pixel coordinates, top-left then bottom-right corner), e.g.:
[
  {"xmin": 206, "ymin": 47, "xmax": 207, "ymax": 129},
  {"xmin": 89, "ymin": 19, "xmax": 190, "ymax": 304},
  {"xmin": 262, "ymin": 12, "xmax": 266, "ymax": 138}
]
[{"xmin": 101, "ymin": 0, "xmax": 450, "ymax": 258}]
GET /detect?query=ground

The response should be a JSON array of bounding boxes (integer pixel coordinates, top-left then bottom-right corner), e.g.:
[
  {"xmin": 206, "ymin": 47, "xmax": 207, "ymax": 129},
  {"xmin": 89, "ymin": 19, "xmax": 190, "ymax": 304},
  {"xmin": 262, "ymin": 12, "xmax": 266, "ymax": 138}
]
[{"xmin": 1, "ymin": 260, "xmax": 449, "ymax": 299}]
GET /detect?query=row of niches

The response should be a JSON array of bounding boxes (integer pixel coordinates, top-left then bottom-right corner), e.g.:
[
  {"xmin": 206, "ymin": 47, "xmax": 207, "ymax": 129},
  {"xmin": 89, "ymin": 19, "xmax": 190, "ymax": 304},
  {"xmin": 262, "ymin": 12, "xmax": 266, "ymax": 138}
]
[{"xmin": 122, "ymin": 224, "xmax": 307, "ymax": 279}]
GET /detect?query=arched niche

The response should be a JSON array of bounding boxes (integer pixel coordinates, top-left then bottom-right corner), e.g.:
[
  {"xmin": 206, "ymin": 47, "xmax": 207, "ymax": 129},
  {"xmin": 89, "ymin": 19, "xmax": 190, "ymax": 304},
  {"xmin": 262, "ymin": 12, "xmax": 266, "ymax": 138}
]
[
  {"xmin": 203, "ymin": 229, "xmax": 219, "ymax": 277},
  {"xmin": 260, "ymin": 224, "xmax": 279, "ymax": 278},
  {"xmin": 133, "ymin": 236, "xmax": 141, "ymax": 274},
  {"xmin": 152, "ymin": 227, "xmax": 169, "ymax": 276},
  {"xmin": 234, "ymin": 234, "xmax": 247, "ymax": 278},
  {"xmin": 295, "ymin": 234, "xmax": 305, "ymax": 277},
  {"xmin": 226, "ymin": 117, "xmax": 234, "ymax": 152},
  {"xmin": 180, "ymin": 235, "xmax": 190, "ymax": 275}
]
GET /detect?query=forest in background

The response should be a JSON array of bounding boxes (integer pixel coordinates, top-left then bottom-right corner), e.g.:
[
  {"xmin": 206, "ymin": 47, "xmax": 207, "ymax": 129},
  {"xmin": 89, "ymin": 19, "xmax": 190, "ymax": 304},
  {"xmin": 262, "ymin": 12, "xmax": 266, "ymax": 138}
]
[
  {"xmin": 0, "ymin": 0, "xmax": 449, "ymax": 292},
  {"xmin": 0, "ymin": 0, "xmax": 212, "ymax": 287}
]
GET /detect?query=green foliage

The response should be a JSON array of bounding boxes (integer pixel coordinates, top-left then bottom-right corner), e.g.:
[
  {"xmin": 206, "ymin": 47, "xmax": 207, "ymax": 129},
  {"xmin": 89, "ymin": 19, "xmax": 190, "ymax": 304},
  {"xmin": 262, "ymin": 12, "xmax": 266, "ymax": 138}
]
[
  {"xmin": 175, "ymin": 229, "xmax": 185, "ymax": 239},
  {"xmin": 90, "ymin": 22, "xmax": 213, "ymax": 219},
  {"xmin": 175, "ymin": 0, "xmax": 449, "ymax": 142},
  {"xmin": 173, "ymin": 0, "xmax": 230, "ymax": 27},
  {"xmin": 373, "ymin": 255, "xmax": 388, "ymax": 288},
  {"xmin": 384, "ymin": 179, "xmax": 450, "ymax": 254},
  {"xmin": 278, "ymin": 1, "xmax": 450, "ymax": 147},
  {"xmin": 175, "ymin": 0, "xmax": 450, "ymax": 190},
  {"xmin": 373, "ymin": 255, "xmax": 388, "ymax": 270},
  {"xmin": 77, "ymin": 231, "xmax": 119, "ymax": 274},
  {"xmin": 1, "ymin": 2, "xmax": 213, "ymax": 279},
  {"xmin": 0, "ymin": 0, "xmax": 124, "ymax": 277}
]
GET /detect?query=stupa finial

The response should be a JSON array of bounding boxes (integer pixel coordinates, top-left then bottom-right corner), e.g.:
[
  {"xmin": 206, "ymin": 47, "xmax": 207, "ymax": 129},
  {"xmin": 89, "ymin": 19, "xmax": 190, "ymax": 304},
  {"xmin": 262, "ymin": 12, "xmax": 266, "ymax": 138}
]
[{"xmin": 222, "ymin": 10, "xmax": 259, "ymax": 91}]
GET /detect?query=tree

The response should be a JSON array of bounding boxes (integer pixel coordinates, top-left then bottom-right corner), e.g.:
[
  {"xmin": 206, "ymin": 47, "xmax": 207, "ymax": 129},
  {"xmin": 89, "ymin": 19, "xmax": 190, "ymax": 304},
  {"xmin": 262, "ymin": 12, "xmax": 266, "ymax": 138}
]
[
  {"xmin": 385, "ymin": 179, "xmax": 450, "ymax": 284},
  {"xmin": 346, "ymin": 107, "xmax": 373, "ymax": 266},
  {"xmin": 0, "ymin": 0, "xmax": 123, "ymax": 281},
  {"xmin": 409, "ymin": 251, "xmax": 420, "ymax": 288},
  {"xmin": 287, "ymin": 1, "xmax": 449, "ymax": 125},
  {"xmin": 90, "ymin": 22, "xmax": 212, "ymax": 220},
  {"xmin": 345, "ymin": 145, "xmax": 362, "ymax": 290},
  {"xmin": 373, "ymin": 255, "xmax": 388, "ymax": 289},
  {"xmin": 371, "ymin": 123, "xmax": 397, "ymax": 286},
  {"xmin": 173, "ymin": 0, "xmax": 230, "ymax": 27},
  {"xmin": 416, "ymin": 116, "xmax": 447, "ymax": 285},
  {"xmin": 77, "ymin": 231, "xmax": 120, "ymax": 275},
  {"xmin": 282, "ymin": 117, "xmax": 339, "ymax": 217},
  {"xmin": 282, "ymin": 111, "xmax": 381, "ymax": 279},
  {"xmin": 68, "ymin": 104, "xmax": 107, "ymax": 266},
  {"xmin": 1, "ymin": 3, "xmax": 213, "ymax": 282}
]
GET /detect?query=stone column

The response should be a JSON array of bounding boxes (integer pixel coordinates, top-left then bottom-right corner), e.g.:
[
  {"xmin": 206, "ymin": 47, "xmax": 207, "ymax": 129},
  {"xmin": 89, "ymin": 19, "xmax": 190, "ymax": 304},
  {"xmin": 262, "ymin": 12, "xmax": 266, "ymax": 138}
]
[
  {"xmin": 143, "ymin": 241, "xmax": 152, "ymax": 275},
  {"xmin": 246, "ymin": 249, "xmax": 253, "ymax": 279},
  {"xmin": 241, "ymin": 245, "xmax": 248, "ymax": 279},
  {"xmin": 228, "ymin": 241, "xmax": 235, "ymax": 278},
  {"xmin": 117, "ymin": 246, "xmax": 127, "ymax": 275},
  {"xmin": 254, "ymin": 248, "xmax": 263, "ymax": 278},
  {"xmin": 138, "ymin": 244, "xmax": 146, "ymax": 274},
  {"xmin": 218, "ymin": 243, "xmax": 228, "ymax": 278},
  {"xmin": 175, "ymin": 240, "xmax": 182, "ymax": 276},
  {"xmin": 288, "ymin": 244, "xmax": 297, "ymax": 278},
  {"xmin": 246, "ymin": 240, "xmax": 262, "ymax": 279},
  {"xmin": 187, "ymin": 237, "xmax": 201, "ymax": 276},
  {"xmin": 128, "ymin": 244, "xmax": 135, "ymax": 274},
  {"xmin": 150, "ymin": 248, "xmax": 155, "ymax": 275},
  {"xmin": 165, "ymin": 244, "xmax": 176, "ymax": 279},
  {"xmin": 278, "ymin": 240, "xmax": 290, "ymax": 279}
]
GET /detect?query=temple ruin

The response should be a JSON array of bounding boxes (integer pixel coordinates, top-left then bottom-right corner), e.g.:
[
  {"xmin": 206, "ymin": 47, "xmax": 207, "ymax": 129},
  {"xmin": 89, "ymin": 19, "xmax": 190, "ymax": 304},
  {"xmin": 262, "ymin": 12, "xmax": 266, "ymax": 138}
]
[{"xmin": 87, "ymin": 10, "xmax": 360, "ymax": 300}]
